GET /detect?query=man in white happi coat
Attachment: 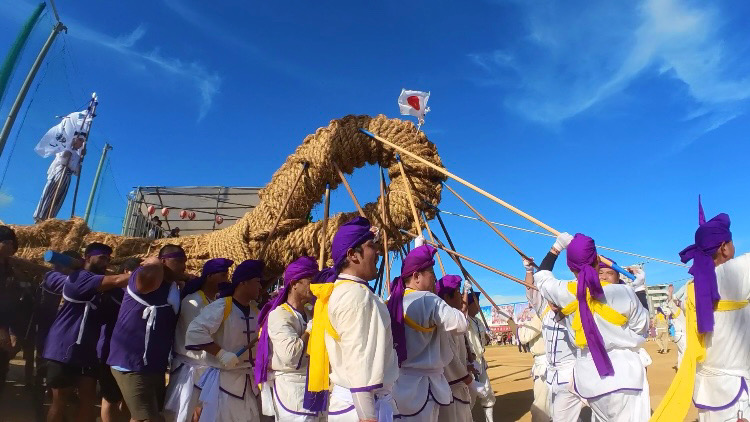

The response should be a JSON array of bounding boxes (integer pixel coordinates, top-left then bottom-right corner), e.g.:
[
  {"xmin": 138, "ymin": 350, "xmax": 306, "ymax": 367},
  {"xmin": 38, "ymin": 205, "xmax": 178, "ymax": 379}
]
[
  {"xmin": 515, "ymin": 261, "xmax": 550, "ymax": 422},
  {"xmin": 254, "ymin": 256, "xmax": 321, "ymax": 421},
  {"xmin": 435, "ymin": 275, "xmax": 472, "ymax": 422},
  {"xmin": 165, "ymin": 258, "xmax": 233, "ymax": 422},
  {"xmin": 305, "ymin": 217, "xmax": 399, "ymax": 422},
  {"xmin": 387, "ymin": 245, "xmax": 468, "ymax": 422},
  {"xmin": 466, "ymin": 291, "xmax": 496, "ymax": 422},
  {"xmin": 653, "ymin": 200, "xmax": 750, "ymax": 422},
  {"xmin": 525, "ymin": 256, "xmax": 586, "ymax": 422},
  {"xmin": 185, "ymin": 259, "xmax": 263, "ymax": 422},
  {"xmin": 664, "ymin": 285, "xmax": 687, "ymax": 369},
  {"xmin": 534, "ymin": 233, "xmax": 650, "ymax": 422}
]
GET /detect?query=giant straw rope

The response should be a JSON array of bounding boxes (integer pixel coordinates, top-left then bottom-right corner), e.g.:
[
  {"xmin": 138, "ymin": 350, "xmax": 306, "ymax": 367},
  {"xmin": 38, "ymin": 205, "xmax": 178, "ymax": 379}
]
[{"xmin": 9, "ymin": 115, "xmax": 445, "ymax": 279}]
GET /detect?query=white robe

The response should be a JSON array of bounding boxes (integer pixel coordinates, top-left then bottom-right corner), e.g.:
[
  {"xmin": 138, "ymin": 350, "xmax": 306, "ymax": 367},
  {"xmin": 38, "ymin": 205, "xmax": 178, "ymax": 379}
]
[
  {"xmin": 666, "ymin": 301, "xmax": 687, "ymax": 368},
  {"xmin": 518, "ymin": 310, "xmax": 550, "ymax": 421},
  {"xmin": 185, "ymin": 297, "xmax": 260, "ymax": 422},
  {"xmin": 393, "ymin": 289, "xmax": 467, "ymax": 421},
  {"xmin": 165, "ymin": 291, "xmax": 213, "ymax": 422},
  {"xmin": 527, "ymin": 287, "xmax": 585, "ymax": 422},
  {"xmin": 466, "ymin": 315, "xmax": 496, "ymax": 409},
  {"xmin": 438, "ymin": 332, "xmax": 472, "ymax": 422},
  {"xmin": 267, "ymin": 303, "xmax": 321, "ymax": 422},
  {"xmin": 694, "ymin": 253, "xmax": 750, "ymax": 419},
  {"xmin": 535, "ymin": 270, "xmax": 650, "ymax": 422},
  {"xmin": 326, "ymin": 274, "xmax": 400, "ymax": 422}
]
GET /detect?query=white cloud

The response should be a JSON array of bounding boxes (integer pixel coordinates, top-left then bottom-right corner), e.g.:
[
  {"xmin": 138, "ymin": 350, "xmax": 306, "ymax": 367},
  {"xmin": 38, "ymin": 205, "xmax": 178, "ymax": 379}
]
[
  {"xmin": 70, "ymin": 24, "xmax": 221, "ymax": 121},
  {"xmin": 0, "ymin": 192, "xmax": 14, "ymax": 207},
  {"xmin": 470, "ymin": 0, "xmax": 750, "ymax": 142}
]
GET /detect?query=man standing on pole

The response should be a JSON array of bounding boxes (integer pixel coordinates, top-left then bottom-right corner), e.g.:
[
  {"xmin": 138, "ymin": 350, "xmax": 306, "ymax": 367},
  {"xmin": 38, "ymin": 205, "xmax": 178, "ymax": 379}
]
[{"xmin": 33, "ymin": 135, "xmax": 83, "ymax": 221}]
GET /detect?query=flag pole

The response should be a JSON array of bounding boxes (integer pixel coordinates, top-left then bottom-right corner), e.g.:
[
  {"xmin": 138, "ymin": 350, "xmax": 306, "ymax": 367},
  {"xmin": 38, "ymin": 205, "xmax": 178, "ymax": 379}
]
[
  {"xmin": 68, "ymin": 94, "xmax": 99, "ymax": 218},
  {"xmin": 318, "ymin": 183, "xmax": 330, "ymax": 271},
  {"xmin": 46, "ymin": 94, "xmax": 96, "ymax": 220},
  {"xmin": 82, "ymin": 142, "xmax": 111, "ymax": 225}
]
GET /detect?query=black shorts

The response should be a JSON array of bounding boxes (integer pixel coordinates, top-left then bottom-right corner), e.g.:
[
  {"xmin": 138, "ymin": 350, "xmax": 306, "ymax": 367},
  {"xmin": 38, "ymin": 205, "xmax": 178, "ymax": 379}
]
[
  {"xmin": 45, "ymin": 359, "xmax": 97, "ymax": 389},
  {"xmin": 99, "ymin": 363, "xmax": 123, "ymax": 402}
]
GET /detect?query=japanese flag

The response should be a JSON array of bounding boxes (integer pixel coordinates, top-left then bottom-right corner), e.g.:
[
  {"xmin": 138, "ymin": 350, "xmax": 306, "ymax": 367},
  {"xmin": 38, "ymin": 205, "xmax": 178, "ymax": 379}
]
[{"xmin": 398, "ymin": 89, "xmax": 430, "ymax": 123}]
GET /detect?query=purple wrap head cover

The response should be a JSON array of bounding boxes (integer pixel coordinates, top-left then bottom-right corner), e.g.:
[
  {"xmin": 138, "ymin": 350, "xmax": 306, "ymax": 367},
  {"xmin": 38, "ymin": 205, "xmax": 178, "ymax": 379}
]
[
  {"xmin": 387, "ymin": 244, "xmax": 436, "ymax": 366},
  {"xmin": 315, "ymin": 216, "xmax": 375, "ymax": 285},
  {"xmin": 566, "ymin": 233, "xmax": 614, "ymax": 378},
  {"xmin": 678, "ymin": 196, "xmax": 732, "ymax": 333},
  {"xmin": 436, "ymin": 274, "xmax": 462, "ymax": 299},
  {"xmin": 183, "ymin": 258, "xmax": 234, "ymax": 297},
  {"xmin": 219, "ymin": 259, "xmax": 264, "ymax": 298},
  {"xmin": 254, "ymin": 256, "xmax": 319, "ymax": 385},
  {"xmin": 597, "ymin": 255, "xmax": 617, "ymax": 271}
]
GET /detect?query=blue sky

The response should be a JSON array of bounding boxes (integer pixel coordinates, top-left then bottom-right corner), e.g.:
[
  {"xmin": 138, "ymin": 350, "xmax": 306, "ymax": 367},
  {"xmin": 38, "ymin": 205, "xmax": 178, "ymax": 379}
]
[{"xmin": 1, "ymin": 0, "xmax": 749, "ymax": 305}]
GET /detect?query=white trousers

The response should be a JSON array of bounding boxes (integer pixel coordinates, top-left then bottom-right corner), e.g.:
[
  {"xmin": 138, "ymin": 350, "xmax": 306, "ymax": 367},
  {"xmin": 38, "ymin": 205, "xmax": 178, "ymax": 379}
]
[
  {"xmin": 327, "ymin": 384, "xmax": 396, "ymax": 422},
  {"xmin": 437, "ymin": 400, "xmax": 471, "ymax": 422},
  {"xmin": 698, "ymin": 389, "xmax": 750, "ymax": 422},
  {"xmin": 588, "ymin": 381, "xmax": 650, "ymax": 422},
  {"xmin": 164, "ymin": 359, "xmax": 203, "ymax": 422},
  {"xmin": 531, "ymin": 375, "xmax": 551, "ymax": 422},
  {"xmin": 469, "ymin": 358, "xmax": 496, "ymax": 409}
]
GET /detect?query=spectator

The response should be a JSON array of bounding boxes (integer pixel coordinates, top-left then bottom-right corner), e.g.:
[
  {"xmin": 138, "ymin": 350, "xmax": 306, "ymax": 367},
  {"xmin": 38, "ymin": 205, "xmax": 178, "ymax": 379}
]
[{"xmin": 169, "ymin": 227, "xmax": 180, "ymax": 238}]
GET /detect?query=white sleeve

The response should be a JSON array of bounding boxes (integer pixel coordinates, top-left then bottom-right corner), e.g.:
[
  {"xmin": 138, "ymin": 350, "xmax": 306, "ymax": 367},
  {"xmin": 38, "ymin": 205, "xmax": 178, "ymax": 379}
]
[
  {"xmin": 179, "ymin": 296, "xmax": 203, "ymax": 328},
  {"xmin": 625, "ymin": 288, "xmax": 650, "ymax": 337},
  {"xmin": 432, "ymin": 294, "xmax": 468, "ymax": 334},
  {"xmin": 185, "ymin": 300, "xmax": 225, "ymax": 349},
  {"xmin": 526, "ymin": 286, "xmax": 547, "ymax": 316},
  {"xmin": 534, "ymin": 270, "xmax": 575, "ymax": 309},
  {"xmin": 517, "ymin": 314, "xmax": 542, "ymax": 345},
  {"xmin": 267, "ymin": 308, "xmax": 305, "ymax": 367}
]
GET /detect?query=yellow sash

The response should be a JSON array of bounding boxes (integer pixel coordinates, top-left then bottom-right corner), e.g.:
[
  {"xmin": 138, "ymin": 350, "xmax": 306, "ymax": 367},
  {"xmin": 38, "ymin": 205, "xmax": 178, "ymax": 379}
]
[
  {"xmin": 650, "ymin": 283, "xmax": 749, "ymax": 421},
  {"xmin": 559, "ymin": 282, "xmax": 628, "ymax": 348},
  {"xmin": 307, "ymin": 279, "xmax": 362, "ymax": 394},
  {"xmin": 403, "ymin": 289, "xmax": 436, "ymax": 333},
  {"xmin": 198, "ymin": 290, "xmax": 209, "ymax": 305}
]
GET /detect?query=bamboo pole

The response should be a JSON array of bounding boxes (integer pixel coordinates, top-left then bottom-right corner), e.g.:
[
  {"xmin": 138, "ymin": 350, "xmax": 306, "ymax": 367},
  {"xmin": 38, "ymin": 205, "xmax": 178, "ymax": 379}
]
[
  {"xmin": 395, "ymin": 155, "xmax": 423, "ymax": 238},
  {"xmin": 428, "ymin": 221, "xmax": 512, "ymax": 319},
  {"xmin": 420, "ymin": 212, "xmax": 445, "ymax": 276},
  {"xmin": 360, "ymin": 130, "xmax": 634, "ymax": 280},
  {"xmin": 443, "ymin": 184, "xmax": 536, "ymax": 268},
  {"xmin": 332, "ymin": 162, "xmax": 365, "ymax": 218},
  {"xmin": 360, "ymin": 128, "xmax": 558, "ymax": 234},
  {"xmin": 259, "ymin": 162, "xmax": 308, "ymax": 259},
  {"xmin": 318, "ymin": 183, "xmax": 330, "ymax": 270},
  {"xmin": 379, "ymin": 169, "xmax": 391, "ymax": 292},
  {"xmin": 400, "ymin": 229, "xmax": 534, "ymax": 289}
]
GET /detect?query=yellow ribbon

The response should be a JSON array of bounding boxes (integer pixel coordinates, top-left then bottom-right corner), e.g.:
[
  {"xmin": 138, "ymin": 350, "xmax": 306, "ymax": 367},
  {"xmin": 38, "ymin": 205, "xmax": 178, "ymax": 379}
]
[
  {"xmin": 650, "ymin": 283, "xmax": 748, "ymax": 421},
  {"xmin": 559, "ymin": 282, "xmax": 628, "ymax": 348},
  {"xmin": 198, "ymin": 290, "xmax": 209, "ymax": 305},
  {"xmin": 306, "ymin": 280, "xmax": 355, "ymax": 394},
  {"xmin": 403, "ymin": 289, "xmax": 436, "ymax": 333}
]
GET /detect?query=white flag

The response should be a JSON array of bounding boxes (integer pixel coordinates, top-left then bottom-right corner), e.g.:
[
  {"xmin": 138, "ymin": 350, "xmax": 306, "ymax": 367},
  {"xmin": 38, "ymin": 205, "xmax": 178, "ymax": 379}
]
[
  {"xmin": 34, "ymin": 110, "xmax": 91, "ymax": 158},
  {"xmin": 398, "ymin": 89, "xmax": 430, "ymax": 124}
]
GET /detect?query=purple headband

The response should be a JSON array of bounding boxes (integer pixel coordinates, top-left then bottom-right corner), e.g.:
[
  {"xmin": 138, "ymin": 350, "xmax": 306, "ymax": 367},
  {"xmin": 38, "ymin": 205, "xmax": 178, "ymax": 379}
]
[
  {"xmin": 678, "ymin": 196, "xmax": 731, "ymax": 334},
  {"xmin": 160, "ymin": 251, "xmax": 186, "ymax": 259},
  {"xmin": 567, "ymin": 233, "xmax": 614, "ymax": 377},
  {"xmin": 387, "ymin": 244, "xmax": 436, "ymax": 366},
  {"xmin": 255, "ymin": 256, "xmax": 318, "ymax": 384},
  {"xmin": 182, "ymin": 258, "xmax": 234, "ymax": 297},
  {"xmin": 597, "ymin": 255, "xmax": 617, "ymax": 271},
  {"xmin": 436, "ymin": 274, "xmax": 462, "ymax": 299},
  {"xmin": 85, "ymin": 249, "xmax": 111, "ymax": 257}
]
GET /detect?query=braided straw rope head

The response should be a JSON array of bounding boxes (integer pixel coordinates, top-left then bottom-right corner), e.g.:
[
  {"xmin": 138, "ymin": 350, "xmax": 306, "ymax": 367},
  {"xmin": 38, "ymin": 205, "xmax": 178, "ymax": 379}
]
[{"xmin": 10, "ymin": 115, "xmax": 444, "ymax": 279}]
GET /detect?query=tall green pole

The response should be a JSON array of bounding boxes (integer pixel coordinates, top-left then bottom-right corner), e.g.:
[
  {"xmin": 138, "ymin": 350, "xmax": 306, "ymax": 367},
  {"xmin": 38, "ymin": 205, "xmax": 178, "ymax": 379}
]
[
  {"xmin": 83, "ymin": 142, "xmax": 111, "ymax": 225},
  {"xmin": 0, "ymin": 20, "xmax": 66, "ymax": 157},
  {"xmin": 0, "ymin": 3, "xmax": 46, "ymax": 104}
]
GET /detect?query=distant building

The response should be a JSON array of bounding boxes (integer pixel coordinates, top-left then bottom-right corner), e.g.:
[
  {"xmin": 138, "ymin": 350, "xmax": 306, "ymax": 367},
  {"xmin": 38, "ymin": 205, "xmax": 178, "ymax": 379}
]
[{"xmin": 646, "ymin": 284, "xmax": 670, "ymax": 315}]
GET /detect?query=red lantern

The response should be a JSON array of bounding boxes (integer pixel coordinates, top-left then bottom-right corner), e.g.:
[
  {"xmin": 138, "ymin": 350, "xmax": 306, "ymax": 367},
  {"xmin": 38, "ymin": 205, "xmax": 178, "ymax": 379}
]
[
  {"xmin": 179, "ymin": 210, "xmax": 188, "ymax": 219},
  {"xmin": 189, "ymin": 211, "xmax": 196, "ymax": 220},
  {"xmin": 215, "ymin": 215, "xmax": 224, "ymax": 225},
  {"xmin": 147, "ymin": 205, "xmax": 155, "ymax": 215},
  {"xmin": 161, "ymin": 207, "xmax": 170, "ymax": 217}
]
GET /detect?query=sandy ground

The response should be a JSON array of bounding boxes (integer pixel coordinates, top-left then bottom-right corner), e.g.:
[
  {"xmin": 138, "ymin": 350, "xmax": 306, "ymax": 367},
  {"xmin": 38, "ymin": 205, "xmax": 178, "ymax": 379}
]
[{"xmin": 1, "ymin": 340, "xmax": 699, "ymax": 421}]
